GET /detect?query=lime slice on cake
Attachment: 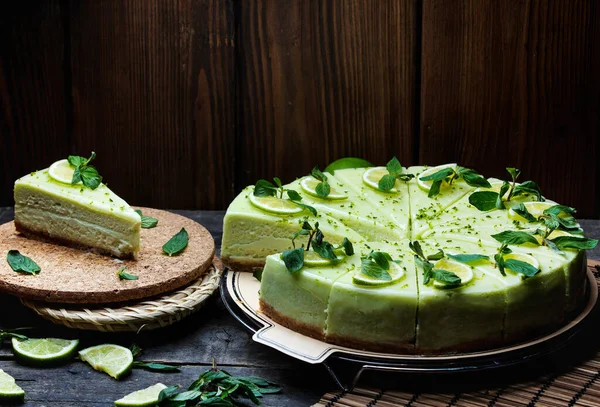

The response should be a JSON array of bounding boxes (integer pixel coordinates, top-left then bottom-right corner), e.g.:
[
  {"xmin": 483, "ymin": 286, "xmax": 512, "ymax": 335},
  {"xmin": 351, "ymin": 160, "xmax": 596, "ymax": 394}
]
[
  {"xmin": 303, "ymin": 250, "xmax": 344, "ymax": 267},
  {"xmin": 79, "ymin": 344, "xmax": 133, "ymax": 379},
  {"xmin": 508, "ymin": 201, "xmax": 564, "ymax": 222},
  {"xmin": 0, "ymin": 370, "xmax": 25, "ymax": 404},
  {"xmin": 503, "ymin": 253, "xmax": 540, "ymax": 275},
  {"xmin": 417, "ymin": 164, "xmax": 457, "ymax": 193},
  {"xmin": 12, "ymin": 337, "xmax": 79, "ymax": 366},
  {"xmin": 324, "ymin": 157, "xmax": 373, "ymax": 174},
  {"xmin": 362, "ymin": 167, "xmax": 398, "ymax": 193},
  {"xmin": 432, "ymin": 258, "xmax": 474, "ymax": 288},
  {"xmin": 248, "ymin": 194, "xmax": 303, "ymax": 215},
  {"xmin": 48, "ymin": 159, "xmax": 75, "ymax": 184},
  {"xmin": 353, "ymin": 262, "xmax": 405, "ymax": 286},
  {"xmin": 114, "ymin": 383, "xmax": 167, "ymax": 407},
  {"xmin": 300, "ymin": 177, "xmax": 347, "ymax": 200}
]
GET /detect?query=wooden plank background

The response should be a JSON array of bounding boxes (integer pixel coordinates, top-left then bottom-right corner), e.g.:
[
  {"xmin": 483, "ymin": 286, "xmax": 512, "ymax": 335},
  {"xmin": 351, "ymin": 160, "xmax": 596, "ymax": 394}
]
[{"xmin": 1, "ymin": 0, "xmax": 598, "ymax": 217}]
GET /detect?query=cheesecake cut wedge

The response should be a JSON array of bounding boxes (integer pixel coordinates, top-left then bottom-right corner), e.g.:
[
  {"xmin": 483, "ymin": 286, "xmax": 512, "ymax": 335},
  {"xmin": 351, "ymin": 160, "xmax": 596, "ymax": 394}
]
[{"xmin": 14, "ymin": 167, "xmax": 141, "ymax": 259}]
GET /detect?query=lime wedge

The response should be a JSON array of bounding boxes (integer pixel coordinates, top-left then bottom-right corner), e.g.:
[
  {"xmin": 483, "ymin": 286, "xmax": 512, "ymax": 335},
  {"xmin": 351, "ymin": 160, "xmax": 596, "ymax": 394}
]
[
  {"xmin": 503, "ymin": 253, "xmax": 540, "ymax": 272},
  {"xmin": 362, "ymin": 167, "xmax": 398, "ymax": 193},
  {"xmin": 114, "ymin": 383, "xmax": 167, "ymax": 407},
  {"xmin": 79, "ymin": 344, "xmax": 133, "ymax": 380},
  {"xmin": 48, "ymin": 159, "xmax": 75, "ymax": 184},
  {"xmin": 324, "ymin": 157, "xmax": 373, "ymax": 174},
  {"xmin": 248, "ymin": 193, "xmax": 303, "ymax": 215},
  {"xmin": 12, "ymin": 337, "xmax": 79, "ymax": 366},
  {"xmin": 508, "ymin": 201, "xmax": 565, "ymax": 222},
  {"xmin": 303, "ymin": 250, "xmax": 344, "ymax": 267},
  {"xmin": 352, "ymin": 262, "xmax": 405, "ymax": 286},
  {"xmin": 432, "ymin": 258, "xmax": 474, "ymax": 288},
  {"xmin": 0, "ymin": 370, "xmax": 24, "ymax": 404},
  {"xmin": 300, "ymin": 177, "xmax": 347, "ymax": 200},
  {"xmin": 417, "ymin": 163, "xmax": 456, "ymax": 193}
]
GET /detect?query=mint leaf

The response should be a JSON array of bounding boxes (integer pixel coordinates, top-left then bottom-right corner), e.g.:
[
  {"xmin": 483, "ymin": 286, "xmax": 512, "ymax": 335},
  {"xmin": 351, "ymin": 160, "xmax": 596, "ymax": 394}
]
[
  {"xmin": 386, "ymin": 157, "xmax": 402, "ymax": 177},
  {"xmin": 310, "ymin": 166, "xmax": 327, "ymax": 182},
  {"xmin": 504, "ymin": 259, "xmax": 540, "ymax": 277},
  {"xmin": 378, "ymin": 174, "xmax": 397, "ymax": 192},
  {"xmin": 281, "ymin": 247, "xmax": 304, "ymax": 272},
  {"xmin": 117, "ymin": 266, "xmax": 138, "ymax": 280},
  {"xmin": 506, "ymin": 167, "xmax": 521, "ymax": 180},
  {"xmin": 67, "ymin": 155, "xmax": 86, "ymax": 167},
  {"xmin": 512, "ymin": 181, "xmax": 543, "ymax": 201},
  {"xmin": 312, "ymin": 240, "xmax": 338, "ymax": 261},
  {"xmin": 426, "ymin": 249, "xmax": 444, "ymax": 261},
  {"xmin": 494, "ymin": 253, "xmax": 506, "ymax": 276},
  {"xmin": 286, "ymin": 189, "xmax": 302, "ymax": 201},
  {"xmin": 253, "ymin": 268, "xmax": 263, "ymax": 282},
  {"xmin": 414, "ymin": 255, "xmax": 433, "ymax": 284},
  {"xmin": 361, "ymin": 259, "xmax": 391, "ymax": 281},
  {"xmin": 469, "ymin": 191, "xmax": 500, "ymax": 211},
  {"xmin": 254, "ymin": 180, "xmax": 277, "ymax": 197},
  {"xmin": 162, "ymin": 228, "xmax": 189, "ymax": 256},
  {"xmin": 315, "ymin": 181, "xmax": 330, "ymax": 197},
  {"xmin": 134, "ymin": 209, "xmax": 158, "ymax": 228},
  {"xmin": 512, "ymin": 203, "xmax": 537, "ymax": 222},
  {"xmin": 273, "ymin": 177, "xmax": 282, "ymax": 188},
  {"xmin": 544, "ymin": 205, "xmax": 576, "ymax": 216},
  {"xmin": 368, "ymin": 251, "xmax": 392, "ymax": 270},
  {"xmin": 447, "ymin": 253, "xmax": 489, "ymax": 264},
  {"xmin": 133, "ymin": 361, "xmax": 179, "ymax": 372},
  {"xmin": 550, "ymin": 236, "xmax": 598, "ymax": 250},
  {"xmin": 6, "ymin": 250, "xmax": 40, "ymax": 275},
  {"xmin": 543, "ymin": 238, "xmax": 565, "ymax": 255},
  {"xmin": 409, "ymin": 241, "xmax": 425, "ymax": 259},
  {"xmin": 431, "ymin": 269, "xmax": 461, "ymax": 285},
  {"xmin": 419, "ymin": 167, "xmax": 455, "ymax": 182},
  {"xmin": 69, "ymin": 152, "xmax": 102, "ymax": 190},
  {"xmin": 339, "ymin": 238, "xmax": 354, "ymax": 256},
  {"xmin": 459, "ymin": 168, "xmax": 491, "ymax": 188},
  {"xmin": 491, "ymin": 231, "xmax": 540, "ymax": 246},
  {"xmin": 290, "ymin": 201, "xmax": 317, "ymax": 216},
  {"xmin": 496, "ymin": 181, "xmax": 510, "ymax": 209},
  {"xmin": 428, "ymin": 179, "xmax": 443, "ymax": 198}
]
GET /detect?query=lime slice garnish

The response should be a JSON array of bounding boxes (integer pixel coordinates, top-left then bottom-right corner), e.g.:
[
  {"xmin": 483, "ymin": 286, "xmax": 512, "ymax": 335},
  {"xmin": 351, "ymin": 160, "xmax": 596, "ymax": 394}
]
[
  {"xmin": 78, "ymin": 344, "xmax": 133, "ymax": 380},
  {"xmin": 503, "ymin": 253, "xmax": 540, "ymax": 273},
  {"xmin": 324, "ymin": 157, "xmax": 373, "ymax": 174},
  {"xmin": 417, "ymin": 163, "xmax": 456, "ymax": 193},
  {"xmin": 352, "ymin": 262, "xmax": 405, "ymax": 286},
  {"xmin": 114, "ymin": 383, "xmax": 168, "ymax": 407},
  {"xmin": 0, "ymin": 370, "xmax": 25, "ymax": 404},
  {"xmin": 12, "ymin": 337, "xmax": 79, "ymax": 366},
  {"xmin": 300, "ymin": 177, "xmax": 347, "ymax": 200},
  {"xmin": 362, "ymin": 167, "xmax": 398, "ymax": 193},
  {"xmin": 508, "ymin": 201, "xmax": 564, "ymax": 222},
  {"xmin": 248, "ymin": 193, "xmax": 303, "ymax": 215},
  {"xmin": 432, "ymin": 258, "xmax": 474, "ymax": 288},
  {"xmin": 48, "ymin": 159, "xmax": 75, "ymax": 184},
  {"xmin": 303, "ymin": 250, "xmax": 344, "ymax": 267}
]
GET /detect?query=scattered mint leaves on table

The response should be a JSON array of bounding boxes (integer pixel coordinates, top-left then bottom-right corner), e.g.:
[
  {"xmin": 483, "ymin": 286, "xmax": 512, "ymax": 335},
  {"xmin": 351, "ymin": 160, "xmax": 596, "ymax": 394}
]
[
  {"xmin": 253, "ymin": 178, "xmax": 317, "ymax": 216},
  {"xmin": 310, "ymin": 166, "xmax": 330, "ymax": 198},
  {"xmin": 420, "ymin": 165, "xmax": 490, "ymax": 198},
  {"xmin": 163, "ymin": 228, "xmax": 189, "ymax": 256},
  {"xmin": 117, "ymin": 266, "xmax": 138, "ymax": 281},
  {"xmin": 7, "ymin": 250, "xmax": 41, "ymax": 275},
  {"xmin": 377, "ymin": 157, "xmax": 414, "ymax": 192},
  {"xmin": 135, "ymin": 209, "xmax": 158, "ymax": 229},
  {"xmin": 130, "ymin": 344, "xmax": 179, "ymax": 372},
  {"xmin": 68, "ymin": 151, "xmax": 102, "ymax": 190}
]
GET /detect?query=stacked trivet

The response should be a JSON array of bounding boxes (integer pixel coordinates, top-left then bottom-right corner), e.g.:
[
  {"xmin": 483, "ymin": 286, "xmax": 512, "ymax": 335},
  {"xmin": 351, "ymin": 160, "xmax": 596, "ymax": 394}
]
[
  {"xmin": 314, "ymin": 261, "xmax": 600, "ymax": 407},
  {"xmin": 0, "ymin": 209, "xmax": 221, "ymax": 332}
]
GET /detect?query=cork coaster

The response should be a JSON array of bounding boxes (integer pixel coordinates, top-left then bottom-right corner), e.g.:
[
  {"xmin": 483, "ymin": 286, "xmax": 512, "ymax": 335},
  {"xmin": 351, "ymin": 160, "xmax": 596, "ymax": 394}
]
[
  {"xmin": 0, "ymin": 208, "xmax": 214, "ymax": 304},
  {"xmin": 20, "ymin": 258, "xmax": 224, "ymax": 332}
]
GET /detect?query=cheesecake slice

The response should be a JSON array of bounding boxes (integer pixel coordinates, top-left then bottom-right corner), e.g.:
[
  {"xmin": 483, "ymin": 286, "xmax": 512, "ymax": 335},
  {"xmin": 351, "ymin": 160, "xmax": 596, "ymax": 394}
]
[{"xmin": 14, "ymin": 164, "xmax": 141, "ymax": 259}]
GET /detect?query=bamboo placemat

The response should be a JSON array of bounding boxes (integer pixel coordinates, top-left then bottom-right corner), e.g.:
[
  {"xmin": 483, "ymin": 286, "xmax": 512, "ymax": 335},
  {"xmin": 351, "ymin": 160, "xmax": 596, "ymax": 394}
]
[{"xmin": 314, "ymin": 260, "xmax": 600, "ymax": 407}]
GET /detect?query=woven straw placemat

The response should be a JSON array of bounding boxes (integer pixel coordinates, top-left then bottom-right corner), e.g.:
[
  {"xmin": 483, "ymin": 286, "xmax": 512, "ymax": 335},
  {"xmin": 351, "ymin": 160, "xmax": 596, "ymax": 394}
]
[
  {"xmin": 19, "ymin": 259, "xmax": 223, "ymax": 332},
  {"xmin": 314, "ymin": 261, "xmax": 600, "ymax": 407}
]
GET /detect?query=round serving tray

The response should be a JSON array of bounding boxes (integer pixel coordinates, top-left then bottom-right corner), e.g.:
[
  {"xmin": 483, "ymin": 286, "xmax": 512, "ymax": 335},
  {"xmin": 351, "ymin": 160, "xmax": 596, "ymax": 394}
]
[{"xmin": 221, "ymin": 266, "xmax": 598, "ymax": 375}]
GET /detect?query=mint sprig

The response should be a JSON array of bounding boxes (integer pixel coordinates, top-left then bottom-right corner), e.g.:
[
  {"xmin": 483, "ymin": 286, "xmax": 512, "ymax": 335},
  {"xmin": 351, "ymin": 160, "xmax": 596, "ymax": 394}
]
[
  {"xmin": 491, "ymin": 230, "xmax": 540, "ymax": 246},
  {"xmin": 7, "ymin": 250, "xmax": 40, "ymax": 275},
  {"xmin": 492, "ymin": 242, "xmax": 539, "ymax": 278},
  {"xmin": 409, "ymin": 241, "xmax": 461, "ymax": 286},
  {"xmin": 358, "ymin": 251, "xmax": 398, "ymax": 282},
  {"xmin": 378, "ymin": 157, "xmax": 414, "ymax": 192},
  {"xmin": 253, "ymin": 179, "xmax": 317, "ymax": 216},
  {"xmin": 420, "ymin": 166, "xmax": 490, "ymax": 198},
  {"xmin": 68, "ymin": 152, "xmax": 102, "ymax": 190},
  {"xmin": 310, "ymin": 166, "xmax": 330, "ymax": 198},
  {"xmin": 469, "ymin": 168, "xmax": 543, "ymax": 211}
]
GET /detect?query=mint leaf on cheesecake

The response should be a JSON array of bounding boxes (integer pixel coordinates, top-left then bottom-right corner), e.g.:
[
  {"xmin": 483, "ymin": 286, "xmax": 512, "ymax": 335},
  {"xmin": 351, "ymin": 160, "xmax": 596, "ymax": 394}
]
[
  {"xmin": 6, "ymin": 250, "xmax": 40, "ymax": 275},
  {"xmin": 377, "ymin": 157, "xmax": 415, "ymax": 192},
  {"xmin": 310, "ymin": 166, "xmax": 331, "ymax": 198},
  {"xmin": 68, "ymin": 151, "xmax": 102, "ymax": 190}
]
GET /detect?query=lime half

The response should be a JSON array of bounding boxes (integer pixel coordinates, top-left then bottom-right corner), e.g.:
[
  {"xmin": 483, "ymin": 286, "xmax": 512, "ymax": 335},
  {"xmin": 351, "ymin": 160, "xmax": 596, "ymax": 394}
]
[
  {"xmin": 79, "ymin": 344, "xmax": 133, "ymax": 380},
  {"xmin": 303, "ymin": 250, "xmax": 344, "ymax": 267},
  {"xmin": 0, "ymin": 370, "xmax": 24, "ymax": 404},
  {"xmin": 417, "ymin": 163, "xmax": 456, "ymax": 193},
  {"xmin": 300, "ymin": 177, "xmax": 347, "ymax": 200},
  {"xmin": 432, "ymin": 258, "xmax": 474, "ymax": 288},
  {"xmin": 324, "ymin": 157, "xmax": 373, "ymax": 174},
  {"xmin": 353, "ymin": 262, "xmax": 405, "ymax": 286},
  {"xmin": 114, "ymin": 383, "xmax": 168, "ymax": 407},
  {"xmin": 362, "ymin": 167, "xmax": 398, "ymax": 193},
  {"xmin": 248, "ymin": 193, "xmax": 303, "ymax": 215},
  {"xmin": 12, "ymin": 337, "xmax": 79, "ymax": 366},
  {"xmin": 48, "ymin": 159, "xmax": 75, "ymax": 184}
]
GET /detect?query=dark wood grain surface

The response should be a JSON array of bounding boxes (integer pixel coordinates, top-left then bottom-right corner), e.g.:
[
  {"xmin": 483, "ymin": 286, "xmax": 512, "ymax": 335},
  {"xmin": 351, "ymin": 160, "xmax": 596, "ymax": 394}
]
[
  {"xmin": 0, "ymin": 208, "xmax": 599, "ymax": 406},
  {"xmin": 419, "ymin": 0, "xmax": 600, "ymax": 216},
  {"xmin": 236, "ymin": 0, "xmax": 419, "ymax": 187}
]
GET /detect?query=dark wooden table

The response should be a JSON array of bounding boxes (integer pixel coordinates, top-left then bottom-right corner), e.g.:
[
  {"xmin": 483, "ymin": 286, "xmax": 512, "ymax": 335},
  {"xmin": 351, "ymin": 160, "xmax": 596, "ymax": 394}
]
[{"xmin": 0, "ymin": 208, "xmax": 599, "ymax": 407}]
